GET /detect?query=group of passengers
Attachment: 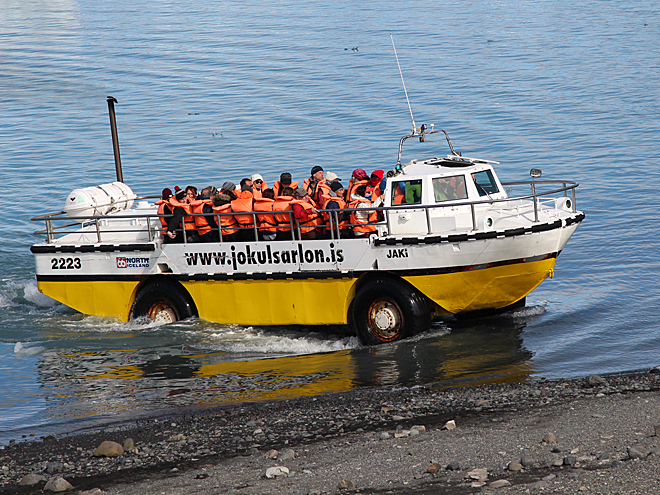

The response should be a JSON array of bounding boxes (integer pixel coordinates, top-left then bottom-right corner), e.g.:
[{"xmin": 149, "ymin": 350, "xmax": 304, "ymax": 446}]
[{"xmin": 156, "ymin": 167, "xmax": 388, "ymax": 243}]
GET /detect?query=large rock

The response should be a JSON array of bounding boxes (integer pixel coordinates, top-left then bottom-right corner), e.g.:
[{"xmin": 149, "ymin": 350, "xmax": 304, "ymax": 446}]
[
  {"xmin": 265, "ymin": 466, "xmax": 289, "ymax": 478},
  {"xmin": 18, "ymin": 473, "xmax": 46, "ymax": 485},
  {"xmin": 93, "ymin": 441, "xmax": 124, "ymax": 457},
  {"xmin": 542, "ymin": 432, "xmax": 557, "ymax": 444},
  {"xmin": 44, "ymin": 477, "xmax": 73, "ymax": 492},
  {"xmin": 587, "ymin": 374, "xmax": 607, "ymax": 387}
]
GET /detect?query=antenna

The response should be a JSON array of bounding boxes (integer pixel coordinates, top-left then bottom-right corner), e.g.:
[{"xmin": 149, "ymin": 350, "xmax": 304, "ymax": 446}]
[{"xmin": 390, "ymin": 35, "xmax": 416, "ymax": 134}]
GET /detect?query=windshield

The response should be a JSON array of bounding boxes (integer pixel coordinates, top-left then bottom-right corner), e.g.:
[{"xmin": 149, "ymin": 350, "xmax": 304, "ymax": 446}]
[
  {"xmin": 391, "ymin": 180, "xmax": 422, "ymax": 205},
  {"xmin": 472, "ymin": 170, "xmax": 499, "ymax": 196}
]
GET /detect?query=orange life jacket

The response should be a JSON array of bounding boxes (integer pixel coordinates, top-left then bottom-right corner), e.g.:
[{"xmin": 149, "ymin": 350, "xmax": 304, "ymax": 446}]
[
  {"xmin": 272, "ymin": 195, "xmax": 294, "ymax": 232},
  {"xmin": 319, "ymin": 195, "xmax": 349, "ymax": 231},
  {"xmin": 191, "ymin": 199, "xmax": 213, "ymax": 236},
  {"xmin": 251, "ymin": 181, "xmax": 269, "ymax": 200},
  {"xmin": 346, "ymin": 179, "xmax": 370, "ymax": 203},
  {"xmin": 155, "ymin": 200, "xmax": 172, "ymax": 229},
  {"xmin": 272, "ymin": 180, "xmax": 299, "ymax": 197},
  {"xmin": 349, "ymin": 197, "xmax": 378, "ymax": 234},
  {"xmin": 370, "ymin": 185, "xmax": 384, "ymax": 202},
  {"xmin": 290, "ymin": 199, "xmax": 322, "ymax": 234},
  {"xmin": 393, "ymin": 186, "xmax": 405, "ymax": 205},
  {"xmin": 231, "ymin": 190, "xmax": 255, "ymax": 229},
  {"xmin": 211, "ymin": 203, "xmax": 239, "ymax": 236},
  {"xmin": 253, "ymin": 198, "xmax": 277, "ymax": 233},
  {"xmin": 302, "ymin": 178, "xmax": 330, "ymax": 207},
  {"xmin": 168, "ymin": 197, "xmax": 196, "ymax": 232}
]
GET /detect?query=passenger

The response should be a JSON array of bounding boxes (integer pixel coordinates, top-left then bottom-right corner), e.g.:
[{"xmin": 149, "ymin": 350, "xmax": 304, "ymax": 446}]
[
  {"xmin": 346, "ymin": 168, "xmax": 369, "ymax": 201},
  {"xmin": 211, "ymin": 193, "xmax": 240, "ymax": 242},
  {"xmin": 251, "ymin": 174, "xmax": 268, "ymax": 200},
  {"xmin": 325, "ymin": 172, "xmax": 341, "ymax": 185},
  {"xmin": 155, "ymin": 188, "xmax": 174, "ymax": 239},
  {"xmin": 322, "ymin": 182, "xmax": 351, "ymax": 238},
  {"xmin": 349, "ymin": 184, "xmax": 380, "ymax": 238},
  {"xmin": 291, "ymin": 187, "xmax": 322, "ymax": 240},
  {"xmin": 192, "ymin": 186, "xmax": 218, "ymax": 242},
  {"xmin": 219, "ymin": 181, "xmax": 238, "ymax": 200},
  {"xmin": 366, "ymin": 170, "xmax": 385, "ymax": 200},
  {"xmin": 253, "ymin": 188, "xmax": 277, "ymax": 241},
  {"xmin": 273, "ymin": 172, "xmax": 298, "ymax": 197},
  {"xmin": 303, "ymin": 166, "xmax": 330, "ymax": 207},
  {"xmin": 272, "ymin": 186, "xmax": 295, "ymax": 240},
  {"xmin": 232, "ymin": 178, "xmax": 256, "ymax": 241},
  {"xmin": 167, "ymin": 186, "xmax": 199, "ymax": 243}
]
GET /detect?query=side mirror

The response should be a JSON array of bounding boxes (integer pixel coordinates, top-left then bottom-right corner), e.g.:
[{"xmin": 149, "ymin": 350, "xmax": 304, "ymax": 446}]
[{"xmin": 530, "ymin": 169, "xmax": 542, "ymax": 178}]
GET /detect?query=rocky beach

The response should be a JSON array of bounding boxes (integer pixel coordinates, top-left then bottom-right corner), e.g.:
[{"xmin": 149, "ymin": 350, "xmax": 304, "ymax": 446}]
[{"xmin": 2, "ymin": 370, "xmax": 660, "ymax": 495}]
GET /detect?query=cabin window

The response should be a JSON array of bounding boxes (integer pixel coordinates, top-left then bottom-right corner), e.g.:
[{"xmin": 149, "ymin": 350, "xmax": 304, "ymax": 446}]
[
  {"xmin": 433, "ymin": 175, "xmax": 468, "ymax": 202},
  {"xmin": 472, "ymin": 170, "xmax": 499, "ymax": 196},
  {"xmin": 391, "ymin": 180, "xmax": 422, "ymax": 205}
]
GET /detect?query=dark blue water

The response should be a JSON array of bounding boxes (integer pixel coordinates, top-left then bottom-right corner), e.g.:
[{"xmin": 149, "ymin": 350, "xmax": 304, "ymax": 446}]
[{"xmin": 1, "ymin": 0, "xmax": 659, "ymax": 444}]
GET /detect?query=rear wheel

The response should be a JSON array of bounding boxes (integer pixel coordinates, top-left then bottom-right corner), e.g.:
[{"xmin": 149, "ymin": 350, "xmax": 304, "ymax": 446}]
[
  {"xmin": 131, "ymin": 281, "xmax": 196, "ymax": 323},
  {"xmin": 353, "ymin": 278, "xmax": 430, "ymax": 345}
]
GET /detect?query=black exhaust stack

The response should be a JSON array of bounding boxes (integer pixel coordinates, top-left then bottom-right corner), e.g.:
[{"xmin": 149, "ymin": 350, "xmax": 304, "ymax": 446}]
[{"xmin": 106, "ymin": 96, "xmax": 123, "ymax": 182}]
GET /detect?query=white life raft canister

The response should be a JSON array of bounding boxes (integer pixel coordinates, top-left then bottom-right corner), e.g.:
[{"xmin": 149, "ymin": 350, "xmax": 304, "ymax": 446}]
[{"xmin": 63, "ymin": 182, "xmax": 137, "ymax": 220}]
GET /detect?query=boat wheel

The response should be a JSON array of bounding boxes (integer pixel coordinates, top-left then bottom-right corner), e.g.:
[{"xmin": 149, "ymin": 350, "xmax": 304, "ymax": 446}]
[
  {"xmin": 131, "ymin": 281, "xmax": 197, "ymax": 324},
  {"xmin": 367, "ymin": 298, "xmax": 403, "ymax": 341},
  {"xmin": 353, "ymin": 278, "xmax": 430, "ymax": 346}
]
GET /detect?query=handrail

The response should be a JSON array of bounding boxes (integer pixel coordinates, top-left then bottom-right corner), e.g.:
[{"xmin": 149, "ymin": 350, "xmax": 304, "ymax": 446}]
[{"xmin": 31, "ymin": 181, "xmax": 579, "ymax": 243}]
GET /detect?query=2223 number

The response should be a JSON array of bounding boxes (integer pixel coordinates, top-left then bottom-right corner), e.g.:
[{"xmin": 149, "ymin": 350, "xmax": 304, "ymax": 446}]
[{"xmin": 50, "ymin": 257, "xmax": 82, "ymax": 270}]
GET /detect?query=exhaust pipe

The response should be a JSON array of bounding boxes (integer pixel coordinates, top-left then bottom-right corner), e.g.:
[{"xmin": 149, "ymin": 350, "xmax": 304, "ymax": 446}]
[{"xmin": 106, "ymin": 96, "xmax": 123, "ymax": 183}]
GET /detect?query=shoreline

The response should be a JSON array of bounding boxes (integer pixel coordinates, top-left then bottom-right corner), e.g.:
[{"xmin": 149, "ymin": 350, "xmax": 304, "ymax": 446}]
[{"xmin": 2, "ymin": 369, "xmax": 660, "ymax": 494}]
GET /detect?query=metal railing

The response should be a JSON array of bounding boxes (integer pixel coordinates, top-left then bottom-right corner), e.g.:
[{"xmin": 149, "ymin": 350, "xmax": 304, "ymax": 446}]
[{"xmin": 31, "ymin": 180, "xmax": 579, "ymax": 244}]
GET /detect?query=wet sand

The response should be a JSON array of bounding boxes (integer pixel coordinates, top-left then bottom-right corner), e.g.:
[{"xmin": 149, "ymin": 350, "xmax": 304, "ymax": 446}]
[{"xmin": 2, "ymin": 370, "xmax": 660, "ymax": 494}]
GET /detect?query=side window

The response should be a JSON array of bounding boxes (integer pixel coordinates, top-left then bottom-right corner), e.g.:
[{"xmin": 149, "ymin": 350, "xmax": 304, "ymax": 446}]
[
  {"xmin": 472, "ymin": 170, "xmax": 499, "ymax": 196},
  {"xmin": 433, "ymin": 175, "xmax": 468, "ymax": 202},
  {"xmin": 391, "ymin": 180, "xmax": 422, "ymax": 205}
]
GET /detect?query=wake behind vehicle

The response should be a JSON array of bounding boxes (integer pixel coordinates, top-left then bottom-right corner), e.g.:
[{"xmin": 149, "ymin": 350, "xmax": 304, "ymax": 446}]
[{"xmin": 30, "ymin": 102, "xmax": 584, "ymax": 346}]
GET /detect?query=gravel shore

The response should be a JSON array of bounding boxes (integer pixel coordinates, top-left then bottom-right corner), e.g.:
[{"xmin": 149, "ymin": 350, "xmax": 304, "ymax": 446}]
[{"xmin": 2, "ymin": 370, "xmax": 660, "ymax": 495}]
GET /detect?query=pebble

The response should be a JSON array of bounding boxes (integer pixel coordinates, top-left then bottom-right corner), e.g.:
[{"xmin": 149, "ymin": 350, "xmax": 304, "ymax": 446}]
[
  {"xmin": 265, "ymin": 449, "xmax": 278, "ymax": 459},
  {"xmin": 587, "ymin": 374, "xmax": 608, "ymax": 387},
  {"xmin": 442, "ymin": 420, "xmax": 456, "ymax": 430},
  {"xmin": 123, "ymin": 438, "xmax": 135, "ymax": 450},
  {"xmin": 46, "ymin": 462, "xmax": 64, "ymax": 474},
  {"xmin": 379, "ymin": 432, "xmax": 391, "ymax": 440},
  {"xmin": 508, "ymin": 461, "xmax": 522, "ymax": 471},
  {"xmin": 529, "ymin": 480, "xmax": 548, "ymax": 489},
  {"xmin": 337, "ymin": 479, "xmax": 356, "ymax": 490},
  {"xmin": 167, "ymin": 433, "xmax": 186, "ymax": 443},
  {"xmin": 93, "ymin": 441, "xmax": 124, "ymax": 457},
  {"xmin": 265, "ymin": 466, "xmax": 289, "ymax": 478},
  {"xmin": 628, "ymin": 446, "xmax": 650, "ymax": 460},
  {"xmin": 552, "ymin": 458, "xmax": 564, "ymax": 467},
  {"xmin": 563, "ymin": 456, "xmax": 577, "ymax": 466},
  {"xmin": 520, "ymin": 455, "xmax": 536, "ymax": 467},
  {"xmin": 446, "ymin": 461, "xmax": 461, "ymax": 471},
  {"xmin": 410, "ymin": 425, "xmax": 426, "ymax": 434},
  {"xmin": 279, "ymin": 449, "xmax": 296, "ymax": 461},
  {"xmin": 80, "ymin": 489, "xmax": 102, "ymax": 495},
  {"xmin": 44, "ymin": 476, "xmax": 73, "ymax": 492},
  {"xmin": 426, "ymin": 463, "xmax": 441, "ymax": 474},
  {"xmin": 490, "ymin": 479, "xmax": 512, "ymax": 488},
  {"xmin": 542, "ymin": 432, "xmax": 557, "ymax": 444},
  {"xmin": 467, "ymin": 468, "xmax": 488, "ymax": 482},
  {"xmin": 18, "ymin": 473, "xmax": 46, "ymax": 485},
  {"xmin": 392, "ymin": 415, "xmax": 404, "ymax": 421}
]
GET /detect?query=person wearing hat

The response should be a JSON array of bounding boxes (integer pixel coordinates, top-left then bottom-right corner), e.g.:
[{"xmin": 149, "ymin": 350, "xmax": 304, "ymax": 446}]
[
  {"xmin": 155, "ymin": 188, "xmax": 174, "ymax": 240},
  {"xmin": 291, "ymin": 187, "xmax": 321, "ymax": 240},
  {"xmin": 273, "ymin": 172, "xmax": 299, "ymax": 197},
  {"xmin": 232, "ymin": 179, "xmax": 257, "ymax": 241},
  {"xmin": 250, "ymin": 174, "xmax": 268, "ymax": 200},
  {"xmin": 322, "ymin": 181, "xmax": 352, "ymax": 238},
  {"xmin": 220, "ymin": 181, "xmax": 237, "ymax": 200},
  {"xmin": 325, "ymin": 171, "xmax": 341, "ymax": 183},
  {"xmin": 303, "ymin": 165, "xmax": 330, "ymax": 208},
  {"xmin": 346, "ymin": 168, "xmax": 370, "ymax": 202}
]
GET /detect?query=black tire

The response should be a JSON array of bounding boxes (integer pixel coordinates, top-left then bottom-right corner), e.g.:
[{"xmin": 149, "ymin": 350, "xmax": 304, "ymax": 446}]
[
  {"xmin": 352, "ymin": 278, "xmax": 431, "ymax": 345},
  {"xmin": 131, "ymin": 281, "xmax": 197, "ymax": 324}
]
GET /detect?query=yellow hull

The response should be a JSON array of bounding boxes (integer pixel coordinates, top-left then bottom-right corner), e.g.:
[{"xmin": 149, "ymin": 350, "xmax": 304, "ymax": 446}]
[{"xmin": 37, "ymin": 257, "xmax": 555, "ymax": 324}]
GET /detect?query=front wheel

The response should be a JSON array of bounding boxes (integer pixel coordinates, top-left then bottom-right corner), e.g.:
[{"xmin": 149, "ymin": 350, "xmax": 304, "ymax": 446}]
[
  {"xmin": 131, "ymin": 281, "xmax": 197, "ymax": 324},
  {"xmin": 352, "ymin": 278, "xmax": 430, "ymax": 345}
]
